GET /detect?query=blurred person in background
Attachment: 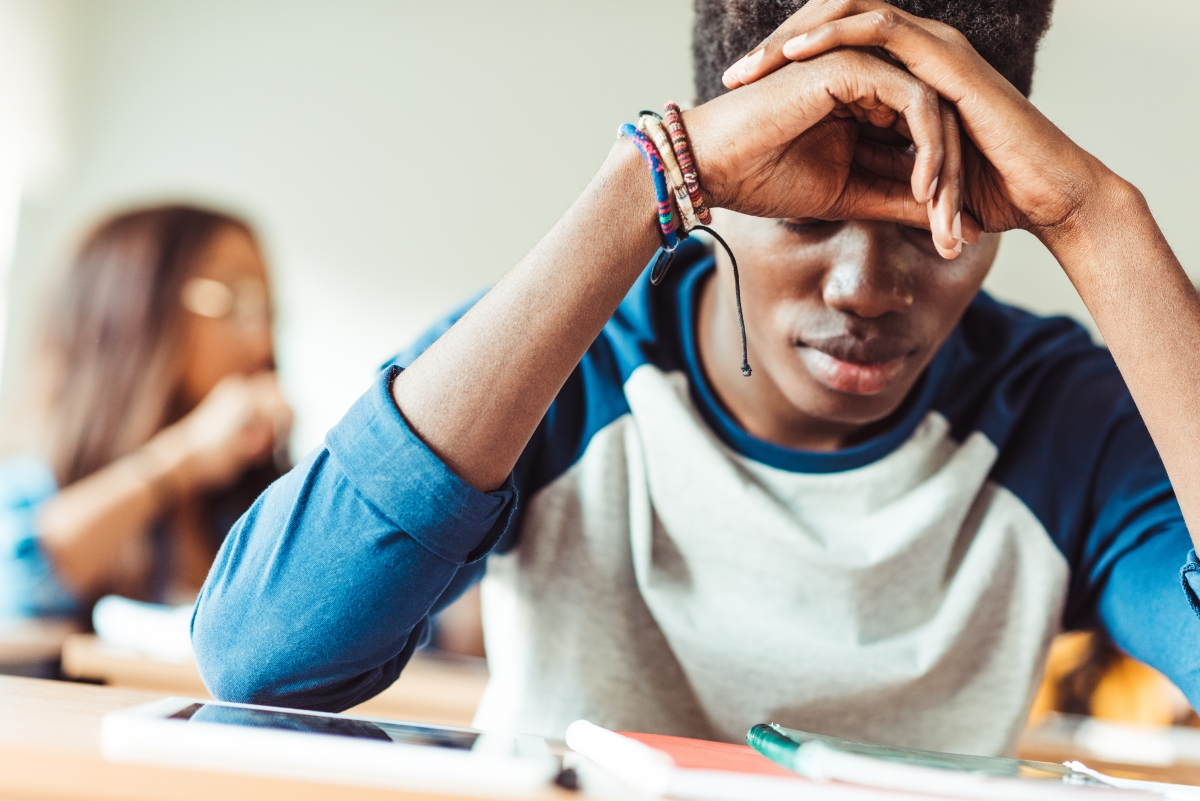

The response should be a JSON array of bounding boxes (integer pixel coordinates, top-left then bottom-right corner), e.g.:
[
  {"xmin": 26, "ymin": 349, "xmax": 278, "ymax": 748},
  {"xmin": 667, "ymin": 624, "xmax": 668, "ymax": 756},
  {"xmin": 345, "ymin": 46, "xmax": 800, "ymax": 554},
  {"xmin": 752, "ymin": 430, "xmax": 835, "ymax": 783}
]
[{"xmin": 0, "ymin": 204, "xmax": 292, "ymax": 622}]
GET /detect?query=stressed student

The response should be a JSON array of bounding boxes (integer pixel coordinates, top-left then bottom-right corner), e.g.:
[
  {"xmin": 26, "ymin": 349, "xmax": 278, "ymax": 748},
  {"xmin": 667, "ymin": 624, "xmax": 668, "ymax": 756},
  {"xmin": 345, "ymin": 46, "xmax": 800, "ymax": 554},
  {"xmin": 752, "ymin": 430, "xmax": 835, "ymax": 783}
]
[{"xmin": 192, "ymin": 0, "xmax": 1200, "ymax": 757}]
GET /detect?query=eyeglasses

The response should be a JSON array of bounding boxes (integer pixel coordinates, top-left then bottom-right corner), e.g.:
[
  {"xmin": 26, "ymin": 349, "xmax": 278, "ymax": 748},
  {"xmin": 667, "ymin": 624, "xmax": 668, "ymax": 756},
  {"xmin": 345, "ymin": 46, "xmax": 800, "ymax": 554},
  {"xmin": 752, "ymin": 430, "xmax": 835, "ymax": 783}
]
[{"xmin": 181, "ymin": 277, "xmax": 270, "ymax": 324}]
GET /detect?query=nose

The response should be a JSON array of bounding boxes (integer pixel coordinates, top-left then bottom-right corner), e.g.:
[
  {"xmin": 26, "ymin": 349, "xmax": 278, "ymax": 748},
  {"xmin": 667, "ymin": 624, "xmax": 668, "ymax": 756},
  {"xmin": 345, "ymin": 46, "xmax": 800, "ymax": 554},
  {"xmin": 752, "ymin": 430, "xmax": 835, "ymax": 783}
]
[{"xmin": 821, "ymin": 222, "xmax": 915, "ymax": 319}]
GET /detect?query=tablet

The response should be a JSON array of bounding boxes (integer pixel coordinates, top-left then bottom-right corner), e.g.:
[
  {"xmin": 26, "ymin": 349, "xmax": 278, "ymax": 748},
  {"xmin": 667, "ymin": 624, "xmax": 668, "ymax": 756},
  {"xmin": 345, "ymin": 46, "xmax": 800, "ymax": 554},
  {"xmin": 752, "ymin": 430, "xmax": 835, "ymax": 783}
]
[{"xmin": 101, "ymin": 696, "xmax": 558, "ymax": 796}]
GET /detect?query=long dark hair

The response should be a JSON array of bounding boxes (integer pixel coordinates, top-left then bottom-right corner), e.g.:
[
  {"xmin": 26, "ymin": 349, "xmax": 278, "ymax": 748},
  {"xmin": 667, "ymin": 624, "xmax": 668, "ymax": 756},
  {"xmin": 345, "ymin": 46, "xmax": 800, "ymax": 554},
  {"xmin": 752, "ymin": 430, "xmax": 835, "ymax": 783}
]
[{"xmin": 31, "ymin": 204, "xmax": 255, "ymax": 486}]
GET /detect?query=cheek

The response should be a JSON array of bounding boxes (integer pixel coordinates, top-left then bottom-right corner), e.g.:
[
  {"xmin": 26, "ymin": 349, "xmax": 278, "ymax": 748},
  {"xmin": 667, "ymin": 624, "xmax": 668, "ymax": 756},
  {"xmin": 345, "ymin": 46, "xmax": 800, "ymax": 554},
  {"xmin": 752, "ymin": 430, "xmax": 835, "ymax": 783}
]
[
  {"xmin": 918, "ymin": 239, "xmax": 997, "ymax": 315},
  {"xmin": 183, "ymin": 321, "xmax": 272, "ymax": 388}
]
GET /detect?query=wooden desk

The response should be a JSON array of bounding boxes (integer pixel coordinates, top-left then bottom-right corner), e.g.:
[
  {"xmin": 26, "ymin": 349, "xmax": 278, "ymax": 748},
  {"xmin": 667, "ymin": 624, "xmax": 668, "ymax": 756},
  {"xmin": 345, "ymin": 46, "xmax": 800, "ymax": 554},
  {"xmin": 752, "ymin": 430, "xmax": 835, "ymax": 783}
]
[
  {"xmin": 61, "ymin": 634, "xmax": 488, "ymax": 727},
  {"xmin": 0, "ymin": 618, "xmax": 79, "ymax": 669},
  {"xmin": 0, "ymin": 675, "xmax": 570, "ymax": 801},
  {"xmin": 55, "ymin": 637, "xmax": 1200, "ymax": 790}
]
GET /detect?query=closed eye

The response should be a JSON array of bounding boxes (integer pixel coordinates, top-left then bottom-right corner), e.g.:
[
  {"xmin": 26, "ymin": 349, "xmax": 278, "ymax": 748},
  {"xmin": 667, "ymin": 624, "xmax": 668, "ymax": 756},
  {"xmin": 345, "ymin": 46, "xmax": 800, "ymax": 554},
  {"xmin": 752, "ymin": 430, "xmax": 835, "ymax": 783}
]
[{"xmin": 778, "ymin": 218, "xmax": 840, "ymax": 238}]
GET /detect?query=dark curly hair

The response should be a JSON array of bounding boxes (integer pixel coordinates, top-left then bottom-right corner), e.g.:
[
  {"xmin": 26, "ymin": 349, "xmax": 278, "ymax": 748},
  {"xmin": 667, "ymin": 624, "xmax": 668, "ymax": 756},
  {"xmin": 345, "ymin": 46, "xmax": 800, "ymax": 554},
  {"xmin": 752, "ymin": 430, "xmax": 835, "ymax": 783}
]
[{"xmin": 694, "ymin": 0, "xmax": 1055, "ymax": 103}]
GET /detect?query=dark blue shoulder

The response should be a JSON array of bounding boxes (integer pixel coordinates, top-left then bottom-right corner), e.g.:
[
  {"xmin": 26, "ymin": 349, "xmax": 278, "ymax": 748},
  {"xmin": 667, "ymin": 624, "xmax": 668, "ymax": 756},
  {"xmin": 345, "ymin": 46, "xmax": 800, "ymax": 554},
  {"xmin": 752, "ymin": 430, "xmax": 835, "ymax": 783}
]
[
  {"xmin": 935, "ymin": 293, "xmax": 1189, "ymax": 638},
  {"xmin": 933, "ymin": 291, "xmax": 1102, "ymax": 448},
  {"xmin": 518, "ymin": 239, "xmax": 712, "ymax": 494},
  {"xmin": 384, "ymin": 287, "xmax": 491, "ymax": 371},
  {"xmin": 379, "ymin": 244, "xmax": 710, "ymax": 505},
  {"xmin": 601, "ymin": 236, "xmax": 709, "ymax": 380}
]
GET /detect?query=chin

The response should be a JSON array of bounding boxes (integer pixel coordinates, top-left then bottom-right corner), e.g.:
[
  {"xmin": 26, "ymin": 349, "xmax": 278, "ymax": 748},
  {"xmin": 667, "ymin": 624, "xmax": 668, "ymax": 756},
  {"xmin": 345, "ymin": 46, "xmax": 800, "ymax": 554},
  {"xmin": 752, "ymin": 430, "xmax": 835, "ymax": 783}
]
[{"xmin": 780, "ymin": 371, "xmax": 918, "ymax": 430}]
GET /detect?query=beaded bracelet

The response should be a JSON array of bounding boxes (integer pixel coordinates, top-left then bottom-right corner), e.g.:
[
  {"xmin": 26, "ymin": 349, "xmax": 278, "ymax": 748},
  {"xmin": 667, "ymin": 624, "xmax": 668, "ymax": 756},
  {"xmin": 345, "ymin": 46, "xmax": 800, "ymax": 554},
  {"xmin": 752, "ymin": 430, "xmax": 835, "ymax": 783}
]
[
  {"xmin": 663, "ymin": 103, "xmax": 712, "ymax": 225},
  {"xmin": 638, "ymin": 114, "xmax": 699, "ymax": 232},
  {"xmin": 618, "ymin": 111, "xmax": 752, "ymax": 377},
  {"xmin": 618, "ymin": 122, "xmax": 679, "ymax": 249}
]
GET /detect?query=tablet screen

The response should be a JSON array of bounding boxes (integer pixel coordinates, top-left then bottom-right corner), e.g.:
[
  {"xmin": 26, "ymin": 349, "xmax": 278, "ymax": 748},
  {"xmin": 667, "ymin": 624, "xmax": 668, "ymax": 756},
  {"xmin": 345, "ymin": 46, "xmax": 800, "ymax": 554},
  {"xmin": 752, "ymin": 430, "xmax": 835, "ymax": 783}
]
[{"xmin": 169, "ymin": 703, "xmax": 481, "ymax": 749}]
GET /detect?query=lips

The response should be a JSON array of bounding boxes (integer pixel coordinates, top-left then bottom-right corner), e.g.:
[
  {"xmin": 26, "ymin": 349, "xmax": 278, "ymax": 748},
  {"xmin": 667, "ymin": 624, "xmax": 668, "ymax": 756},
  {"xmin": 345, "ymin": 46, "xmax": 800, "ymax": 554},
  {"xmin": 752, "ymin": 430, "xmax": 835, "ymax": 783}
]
[{"xmin": 797, "ymin": 335, "xmax": 915, "ymax": 395}]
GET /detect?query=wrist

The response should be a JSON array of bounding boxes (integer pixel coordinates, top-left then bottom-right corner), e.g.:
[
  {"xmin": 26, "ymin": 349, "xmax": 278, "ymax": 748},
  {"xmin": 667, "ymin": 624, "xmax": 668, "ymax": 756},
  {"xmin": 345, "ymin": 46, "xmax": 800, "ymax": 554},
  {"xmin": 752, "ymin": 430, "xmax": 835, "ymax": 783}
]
[
  {"xmin": 678, "ymin": 105, "xmax": 732, "ymax": 210},
  {"xmin": 604, "ymin": 137, "xmax": 674, "ymax": 259},
  {"xmin": 136, "ymin": 426, "xmax": 195, "ymax": 504},
  {"xmin": 1034, "ymin": 165, "xmax": 1140, "ymax": 260}
]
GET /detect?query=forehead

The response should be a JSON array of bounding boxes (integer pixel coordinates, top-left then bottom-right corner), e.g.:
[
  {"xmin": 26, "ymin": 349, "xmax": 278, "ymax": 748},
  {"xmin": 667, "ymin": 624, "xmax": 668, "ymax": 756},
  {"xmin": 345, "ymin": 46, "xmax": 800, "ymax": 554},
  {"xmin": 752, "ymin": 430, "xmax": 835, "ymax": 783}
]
[{"xmin": 193, "ymin": 225, "xmax": 267, "ymax": 284}]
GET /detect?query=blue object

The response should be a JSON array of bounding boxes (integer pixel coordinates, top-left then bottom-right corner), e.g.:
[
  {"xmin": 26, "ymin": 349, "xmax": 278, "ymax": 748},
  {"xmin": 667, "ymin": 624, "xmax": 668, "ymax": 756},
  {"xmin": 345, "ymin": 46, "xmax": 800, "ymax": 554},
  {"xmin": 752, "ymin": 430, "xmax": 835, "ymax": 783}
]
[
  {"xmin": 619, "ymin": 122, "xmax": 680, "ymax": 251},
  {"xmin": 0, "ymin": 456, "xmax": 77, "ymax": 619}
]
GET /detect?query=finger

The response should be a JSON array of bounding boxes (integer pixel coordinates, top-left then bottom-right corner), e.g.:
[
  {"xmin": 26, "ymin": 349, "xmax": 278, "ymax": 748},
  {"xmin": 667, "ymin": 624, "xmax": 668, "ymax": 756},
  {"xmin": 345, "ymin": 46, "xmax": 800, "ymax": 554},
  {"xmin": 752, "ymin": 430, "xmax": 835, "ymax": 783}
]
[
  {"xmin": 720, "ymin": 1, "xmax": 814, "ymax": 88},
  {"xmin": 928, "ymin": 101, "xmax": 963, "ymax": 258},
  {"xmin": 723, "ymin": 0, "xmax": 877, "ymax": 89},
  {"xmin": 832, "ymin": 168, "xmax": 935, "ymax": 229},
  {"xmin": 778, "ymin": 7, "xmax": 985, "ymax": 108},
  {"xmin": 853, "ymin": 140, "xmax": 915, "ymax": 183},
  {"xmin": 853, "ymin": 139, "xmax": 982, "ymax": 246},
  {"xmin": 833, "ymin": 163, "xmax": 982, "ymax": 240},
  {"xmin": 823, "ymin": 53, "xmax": 943, "ymax": 203}
]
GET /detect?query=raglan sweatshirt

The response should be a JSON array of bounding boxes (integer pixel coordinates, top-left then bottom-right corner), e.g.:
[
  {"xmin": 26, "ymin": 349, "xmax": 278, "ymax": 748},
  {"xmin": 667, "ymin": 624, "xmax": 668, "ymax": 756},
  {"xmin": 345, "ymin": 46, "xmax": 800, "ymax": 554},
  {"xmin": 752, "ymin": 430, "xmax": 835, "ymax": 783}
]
[{"xmin": 192, "ymin": 239, "xmax": 1200, "ymax": 755}]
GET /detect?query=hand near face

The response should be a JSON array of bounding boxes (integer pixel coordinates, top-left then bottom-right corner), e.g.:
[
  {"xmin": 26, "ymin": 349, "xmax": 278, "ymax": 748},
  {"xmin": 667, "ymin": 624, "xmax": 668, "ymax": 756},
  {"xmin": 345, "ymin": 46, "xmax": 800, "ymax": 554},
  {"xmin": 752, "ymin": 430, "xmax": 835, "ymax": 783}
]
[
  {"xmin": 164, "ymin": 371, "xmax": 293, "ymax": 493},
  {"xmin": 721, "ymin": 0, "xmax": 1108, "ymax": 241},
  {"xmin": 683, "ymin": 47, "xmax": 979, "ymax": 259}
]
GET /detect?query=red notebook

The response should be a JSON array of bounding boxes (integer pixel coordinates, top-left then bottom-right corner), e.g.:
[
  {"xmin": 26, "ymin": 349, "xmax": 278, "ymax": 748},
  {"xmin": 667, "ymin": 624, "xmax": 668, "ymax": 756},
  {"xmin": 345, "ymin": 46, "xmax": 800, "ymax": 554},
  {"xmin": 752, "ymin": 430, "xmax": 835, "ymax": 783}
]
[
  {"xmin": 618, "ymin": 731, "xmax": 797, "ymax": 776},
  {"xmin": 564, "ymin": 720, "xmax": 936, "ymax": 801}
]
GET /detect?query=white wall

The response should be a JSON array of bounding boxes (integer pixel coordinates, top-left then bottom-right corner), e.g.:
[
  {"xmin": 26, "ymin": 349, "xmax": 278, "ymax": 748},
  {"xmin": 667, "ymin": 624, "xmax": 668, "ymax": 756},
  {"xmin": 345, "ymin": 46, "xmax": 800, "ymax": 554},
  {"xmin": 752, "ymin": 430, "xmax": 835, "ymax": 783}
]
[
  {"xmin": 0, "ymin": 0, "xmax": 67, "ymax": 384},
  {"xmin": 4, "ymin": 0, "xmax": 696, "ymax": 453},
  {"xmin": 982, "ymin": 0, "xmax": 1200, "ymax": 338},
  {"xmin": 4, "ymin": 0, "xmax": 1198, "ymax": 454}
]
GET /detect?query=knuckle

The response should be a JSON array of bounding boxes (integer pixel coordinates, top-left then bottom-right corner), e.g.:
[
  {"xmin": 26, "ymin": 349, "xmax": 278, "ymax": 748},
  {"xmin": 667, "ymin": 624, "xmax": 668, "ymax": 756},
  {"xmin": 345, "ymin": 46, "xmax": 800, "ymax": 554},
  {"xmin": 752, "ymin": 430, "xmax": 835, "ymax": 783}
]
[
  {"xmin": 823, "ymin": 47, "xmax": 853, "ymax": 69},
  {"xmin": 936, "ymin": 23, "xmax": 970, "ymax": 47},
  {"xmin": 868, "ymin": 7, "xmax": 901, "ymax": 32},
  {"xmin": 914, "ymin": 83, "xmax": 939, "ymax": 108}
]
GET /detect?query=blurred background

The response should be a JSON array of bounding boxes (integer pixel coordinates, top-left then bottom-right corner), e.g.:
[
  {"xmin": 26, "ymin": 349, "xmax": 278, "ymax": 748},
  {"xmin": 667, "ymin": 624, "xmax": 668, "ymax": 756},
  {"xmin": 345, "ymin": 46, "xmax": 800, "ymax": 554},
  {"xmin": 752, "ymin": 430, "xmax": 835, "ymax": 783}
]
[
  {"xmin": 3, "ymin": 0, "xmax": 1197, "ymax": 455},
  {"xmin": 0, "ymin": 0, "xmax": 1198, "ymax": 769}
]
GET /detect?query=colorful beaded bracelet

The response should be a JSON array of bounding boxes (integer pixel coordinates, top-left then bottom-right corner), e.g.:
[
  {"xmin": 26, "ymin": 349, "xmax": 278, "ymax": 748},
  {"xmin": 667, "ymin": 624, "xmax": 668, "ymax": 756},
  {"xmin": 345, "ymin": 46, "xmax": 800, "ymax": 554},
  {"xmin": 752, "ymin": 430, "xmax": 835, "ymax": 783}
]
[
  {"xmin": 663, "ymin": 102, "xmax": 712, "ymax": 225},
  {"xmin": 619, "ymin": 111, "xmax": 751, "ymax": 377},
  {"xmin": 638, "ymin": 114, "xmax": 699, "ymax": 232},
  {"xmin": 618, "ymin": 122, "xmax": 679, "ymax": 249}
]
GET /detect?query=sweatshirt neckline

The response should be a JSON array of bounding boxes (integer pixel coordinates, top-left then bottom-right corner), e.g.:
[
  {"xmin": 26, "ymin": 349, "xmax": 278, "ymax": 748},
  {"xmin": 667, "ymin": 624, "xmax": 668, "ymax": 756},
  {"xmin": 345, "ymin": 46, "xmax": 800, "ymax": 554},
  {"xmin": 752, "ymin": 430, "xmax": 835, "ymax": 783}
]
[{"xmin": 675, "ymin": 256, "xmax": 951, "ymax": 474}]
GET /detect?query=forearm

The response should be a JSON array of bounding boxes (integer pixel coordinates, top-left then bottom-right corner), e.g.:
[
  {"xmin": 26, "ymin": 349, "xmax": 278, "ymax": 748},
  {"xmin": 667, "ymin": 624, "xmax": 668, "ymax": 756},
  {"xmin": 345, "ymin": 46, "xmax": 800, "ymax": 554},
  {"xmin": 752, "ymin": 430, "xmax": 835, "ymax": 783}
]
[
  {"xmin": 37, "ymin": 434, "xmax": 185, "ymax": 596},
  {"xmin": 193, "ymin": 383, "xmax": 509, "ymax": 708},
  {"xmin": 393, "ymin": 140, "xmax": 660, "ymax": 491},
  {"xmin": 1040, "ymin": 174, "xmax": 1200, "ymax": 542}
]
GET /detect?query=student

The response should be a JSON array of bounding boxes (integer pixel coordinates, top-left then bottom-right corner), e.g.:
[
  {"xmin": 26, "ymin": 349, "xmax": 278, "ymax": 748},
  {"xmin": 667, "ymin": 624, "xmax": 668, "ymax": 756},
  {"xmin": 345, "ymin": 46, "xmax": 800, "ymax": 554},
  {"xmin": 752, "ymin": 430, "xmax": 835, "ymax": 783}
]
[
  {"xmin": 0, "ymin": 205, "xmax": 292, "ymax": 621},
  {"xmin": 193, "ymin": 0, "xmax": 1200, "ymax": 757}
]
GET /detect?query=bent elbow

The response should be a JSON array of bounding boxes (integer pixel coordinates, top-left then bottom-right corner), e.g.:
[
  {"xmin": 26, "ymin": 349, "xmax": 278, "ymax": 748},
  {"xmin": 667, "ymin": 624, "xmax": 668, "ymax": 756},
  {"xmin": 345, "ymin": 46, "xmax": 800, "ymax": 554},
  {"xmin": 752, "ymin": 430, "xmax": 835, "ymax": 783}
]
[{"xmin": 191, "ymin": 607, "xmax": 289, "ymax": 706}]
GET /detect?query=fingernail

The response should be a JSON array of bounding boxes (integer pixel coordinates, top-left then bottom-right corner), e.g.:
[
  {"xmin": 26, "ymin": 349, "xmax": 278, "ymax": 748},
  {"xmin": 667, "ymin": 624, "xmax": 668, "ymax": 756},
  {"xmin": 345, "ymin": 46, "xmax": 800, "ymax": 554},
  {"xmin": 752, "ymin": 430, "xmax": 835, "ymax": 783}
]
[
  {"xmin": 782, "ymin": 33, "xmax": 807, "ymax": 57},
  {"xmin": 737, "ymin": 48, "xmax": 764, "ymax": 78},
  {"xmin": 952, "ymin": 211, "xmax": 963, "ymax": 243},
  {"xmin": 927, "ymin": 176, "xmax": 938, "ymax": 204},
  {"xmin": 722, "ymin": 68, "xmax": 740, "ymax": 88}
]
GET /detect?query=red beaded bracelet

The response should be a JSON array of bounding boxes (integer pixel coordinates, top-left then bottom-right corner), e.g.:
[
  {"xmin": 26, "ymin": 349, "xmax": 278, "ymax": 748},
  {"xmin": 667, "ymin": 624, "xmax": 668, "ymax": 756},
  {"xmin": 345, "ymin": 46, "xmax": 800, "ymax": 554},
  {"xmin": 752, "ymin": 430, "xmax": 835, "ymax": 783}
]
[{"xmin": 663, "ymin": 102, "xmax": 712, "ymax": 226}]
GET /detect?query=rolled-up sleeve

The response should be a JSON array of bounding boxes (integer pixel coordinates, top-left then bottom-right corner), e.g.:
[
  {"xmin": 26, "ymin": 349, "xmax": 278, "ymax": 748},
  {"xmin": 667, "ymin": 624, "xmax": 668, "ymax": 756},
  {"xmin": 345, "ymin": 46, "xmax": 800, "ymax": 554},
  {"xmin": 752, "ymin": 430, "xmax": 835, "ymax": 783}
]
[{"xmin": 191, "ymin": 366, "xmax": 517, "ymax": 710}]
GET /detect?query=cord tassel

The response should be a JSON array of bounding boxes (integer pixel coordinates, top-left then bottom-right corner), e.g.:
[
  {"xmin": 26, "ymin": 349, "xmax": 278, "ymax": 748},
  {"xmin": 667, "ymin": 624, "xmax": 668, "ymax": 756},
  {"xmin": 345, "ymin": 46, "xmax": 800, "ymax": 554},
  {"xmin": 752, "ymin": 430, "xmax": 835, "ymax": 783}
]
[{"xmin": 693, "ymin": 225, "xmax": 751, "ymax": 377}]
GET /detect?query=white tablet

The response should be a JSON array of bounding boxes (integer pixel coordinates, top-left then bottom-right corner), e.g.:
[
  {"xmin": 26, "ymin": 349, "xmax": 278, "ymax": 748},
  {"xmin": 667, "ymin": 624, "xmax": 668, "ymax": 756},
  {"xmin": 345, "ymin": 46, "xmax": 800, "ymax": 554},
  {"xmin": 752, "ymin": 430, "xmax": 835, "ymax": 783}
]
[{"xmin": 101, "ymin": 696, "xmax": 558, "ymax": 797}]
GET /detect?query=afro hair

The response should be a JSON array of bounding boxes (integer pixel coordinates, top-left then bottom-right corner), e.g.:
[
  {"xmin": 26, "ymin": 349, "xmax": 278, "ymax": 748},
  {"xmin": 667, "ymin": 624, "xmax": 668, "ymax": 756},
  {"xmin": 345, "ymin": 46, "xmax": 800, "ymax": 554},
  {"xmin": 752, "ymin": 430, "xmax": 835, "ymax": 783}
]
[{"xmin": 693, "ymin": 0, "xmax": 1055, "ymax": 103}]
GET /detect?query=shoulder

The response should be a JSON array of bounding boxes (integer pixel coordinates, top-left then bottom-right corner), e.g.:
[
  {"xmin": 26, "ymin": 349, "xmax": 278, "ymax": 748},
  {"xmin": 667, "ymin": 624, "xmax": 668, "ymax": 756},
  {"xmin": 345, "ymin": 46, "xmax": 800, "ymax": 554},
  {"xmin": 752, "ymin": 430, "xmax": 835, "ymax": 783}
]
[
  {"xmin": 599, "ymin": 236, "xmax": 710, "ymax": 378},
  {"xmin": 934, "ymin": 295, "xmax": 1181, "ymax": 592},
  {"xmin": 517, "ymin": 241, "xmax": 712, "ymax": 493},
  {"xmin": 934, "ymin": 292, "xmax": 1116, "ymax": 446}
]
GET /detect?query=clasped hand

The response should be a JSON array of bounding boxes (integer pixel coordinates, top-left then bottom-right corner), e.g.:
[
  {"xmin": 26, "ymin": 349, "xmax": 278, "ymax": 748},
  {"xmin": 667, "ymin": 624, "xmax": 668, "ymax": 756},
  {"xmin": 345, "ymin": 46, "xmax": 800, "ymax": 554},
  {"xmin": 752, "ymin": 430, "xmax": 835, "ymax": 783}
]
[{"xmin": 684, "ymin": 0, "xmax": 1111, "ymax": 259}]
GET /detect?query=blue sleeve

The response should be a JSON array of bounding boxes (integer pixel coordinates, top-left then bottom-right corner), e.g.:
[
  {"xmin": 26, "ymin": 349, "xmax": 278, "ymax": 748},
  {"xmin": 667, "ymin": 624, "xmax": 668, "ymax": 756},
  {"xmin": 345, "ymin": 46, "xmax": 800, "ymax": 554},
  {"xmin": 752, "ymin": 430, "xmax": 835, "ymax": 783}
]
[
  {"xmin": 985, "ymin": 339, "xmax": 1200, "ymax": 705},
  {"xmin": 0, "ymin": 456, "xmax": 78, "ymax": 619},
  {"xmin": 191, "ymin": 271, "xmax": 647, "ymax": 710},
  {"xmin": 191, "ymin": 365, "xmax": 517, "ymax": 710}
]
